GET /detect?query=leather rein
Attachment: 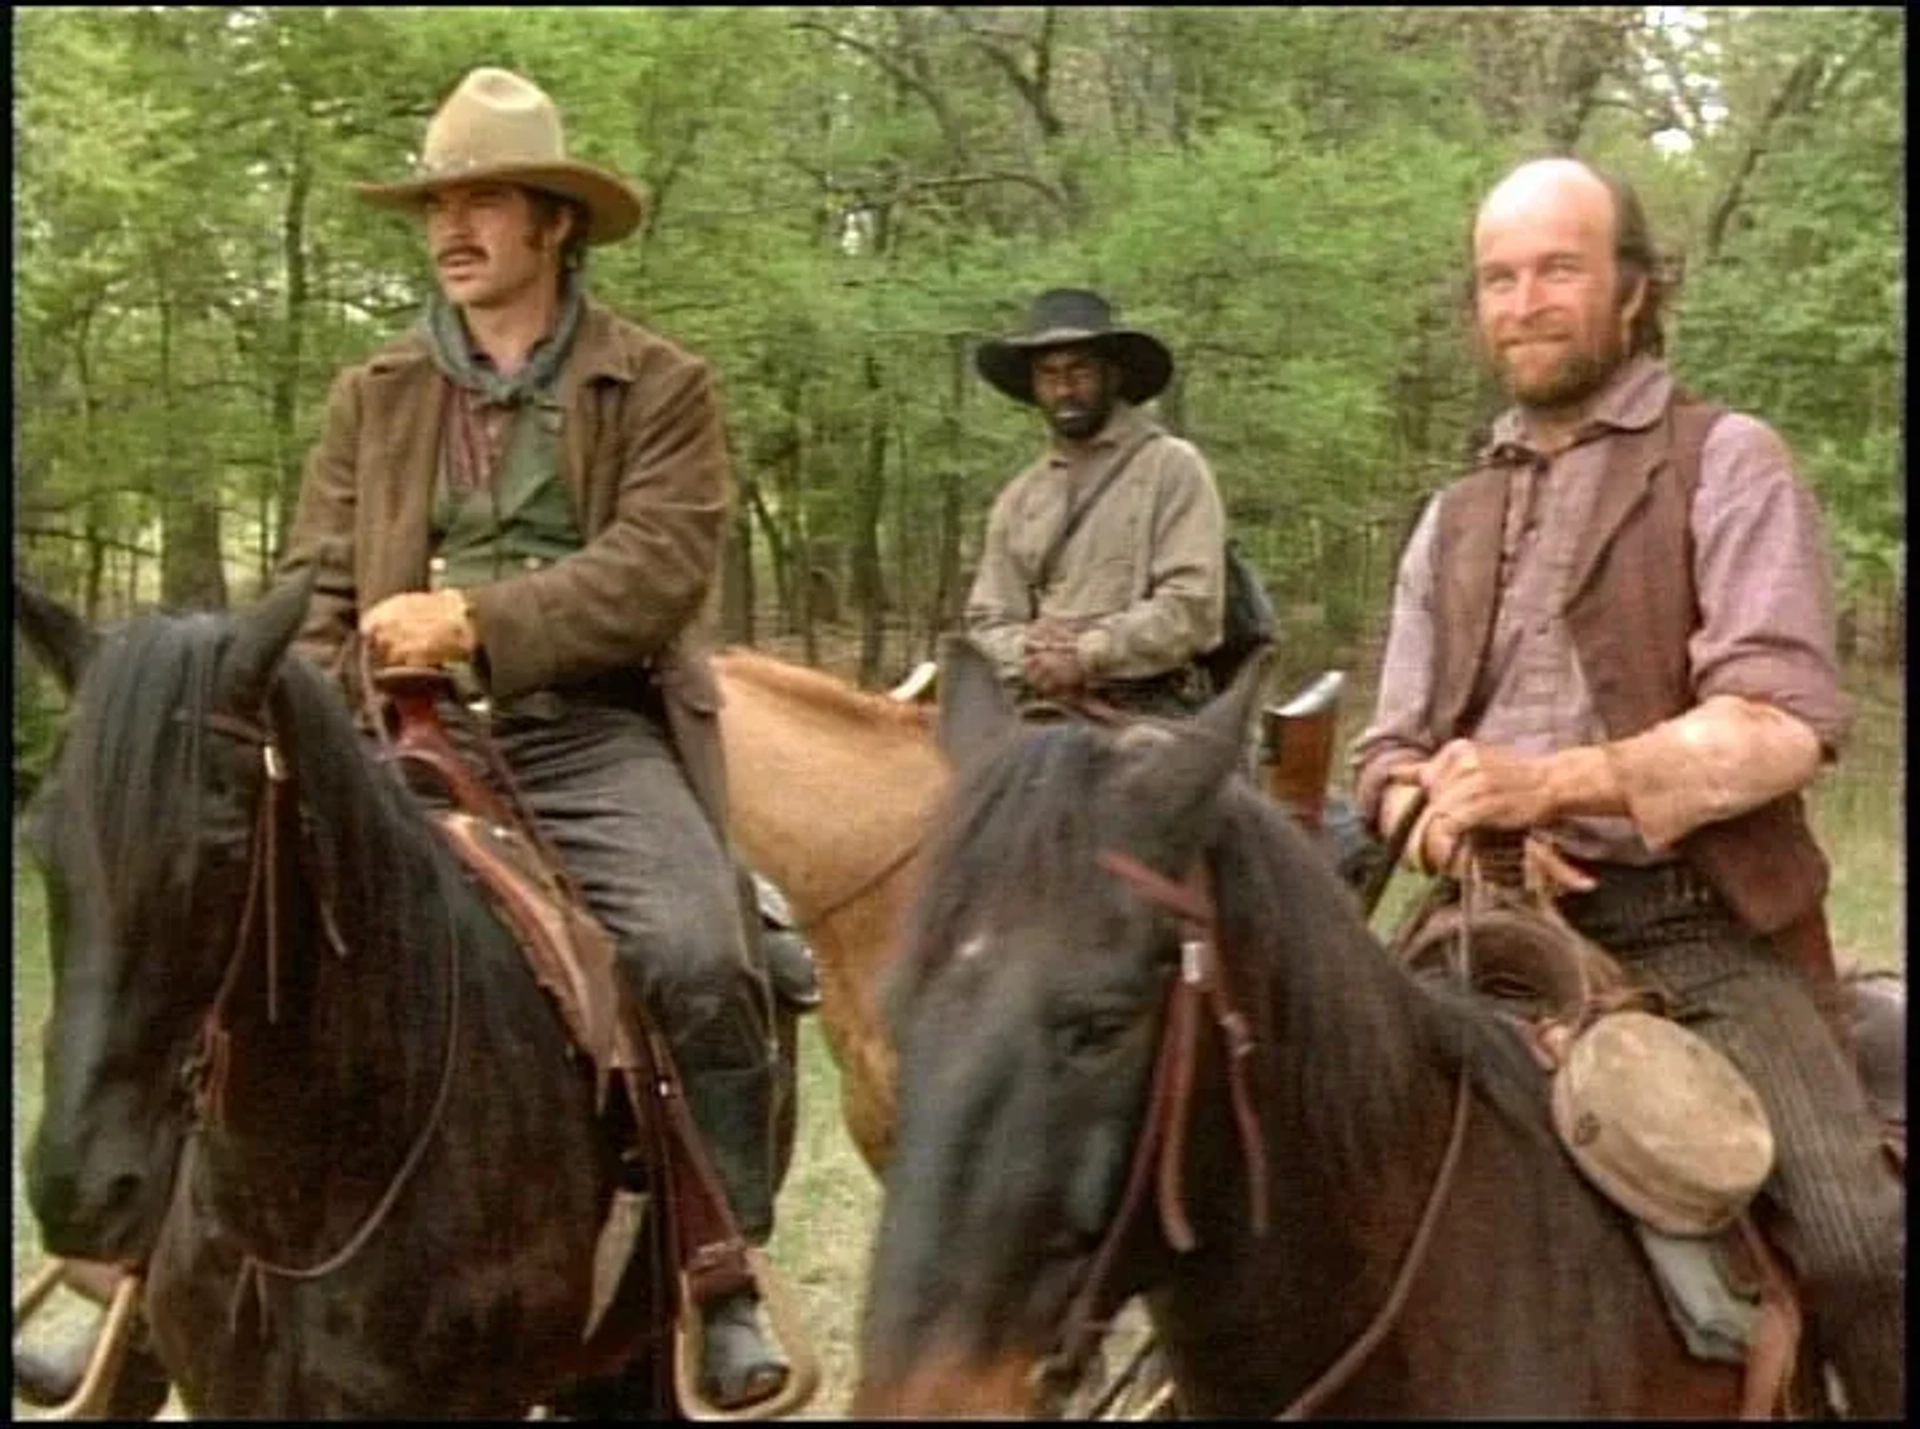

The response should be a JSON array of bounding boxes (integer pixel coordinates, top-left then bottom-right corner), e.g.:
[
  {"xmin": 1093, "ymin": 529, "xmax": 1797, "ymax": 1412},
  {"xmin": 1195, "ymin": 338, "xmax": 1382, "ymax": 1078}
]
[
  {"xmin": 180, "ymin": 703, "xmax": 462, "ymax": 1321},
  {"xmin": 806, "ymin": 835, "xmax": 924, "ymax": 931},
  {"xmin": 1040, "ymin": 828, "xmax": 1474, "ymax": 1419}
]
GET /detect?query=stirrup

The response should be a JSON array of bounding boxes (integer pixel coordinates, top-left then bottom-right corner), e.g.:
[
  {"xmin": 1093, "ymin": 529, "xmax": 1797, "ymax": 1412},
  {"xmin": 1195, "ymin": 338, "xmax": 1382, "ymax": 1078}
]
[
  {"xmin": 12, "ymin": 1259, "xmax": 146, "ymax": 1420},
  {"xmin": 671, "ymin": 1247, "xmax": 819, "ymax": 1421}
]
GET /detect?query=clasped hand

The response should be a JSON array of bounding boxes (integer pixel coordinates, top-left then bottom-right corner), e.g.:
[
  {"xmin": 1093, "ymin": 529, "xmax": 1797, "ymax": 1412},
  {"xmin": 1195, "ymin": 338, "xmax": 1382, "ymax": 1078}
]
[
  {"xmin": 1392, "ymin": 739, "xmax": 1595, "ymax": 893},
  {"xmin": 1022, "ymin": 617, "xmax": 1087, "ymax": 697},
  {"xmin": 360, "ymin": 590, "xmax": 477, "ymax": 670}
]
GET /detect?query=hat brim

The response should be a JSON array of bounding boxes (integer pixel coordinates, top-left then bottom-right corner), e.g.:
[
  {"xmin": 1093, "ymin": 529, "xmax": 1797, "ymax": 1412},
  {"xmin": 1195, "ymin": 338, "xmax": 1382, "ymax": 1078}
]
[
  {"xmin": 975, "ymin": 327, "xmax": 1173, "ymax": 406},
  {"xmin": 353, "ymin": 160, "xmax": 646, "ymax": 246}
]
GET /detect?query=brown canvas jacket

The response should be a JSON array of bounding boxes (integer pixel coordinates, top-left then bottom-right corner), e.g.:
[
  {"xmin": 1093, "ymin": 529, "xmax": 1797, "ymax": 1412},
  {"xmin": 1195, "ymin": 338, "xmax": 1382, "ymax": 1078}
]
[{"xmin": 277, "ymin": 298, "xmax": 734, "ymax": 831}]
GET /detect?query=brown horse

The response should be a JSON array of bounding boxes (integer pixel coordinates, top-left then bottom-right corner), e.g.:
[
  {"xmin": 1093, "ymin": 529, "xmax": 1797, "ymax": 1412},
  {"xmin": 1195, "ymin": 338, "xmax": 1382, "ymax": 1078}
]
[
  {"xmin": 853, "ymin": 638, "xmax": 1782, "ymax": 1417},
  {"xmin": 712, "ymin": 649, "xmax": 947, "ymax": 1175}
]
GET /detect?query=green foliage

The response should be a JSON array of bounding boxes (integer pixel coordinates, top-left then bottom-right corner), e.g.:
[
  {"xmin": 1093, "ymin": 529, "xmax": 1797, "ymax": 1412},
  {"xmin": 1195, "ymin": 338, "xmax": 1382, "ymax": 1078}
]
[{"xmin": 10, "ymin": 5, "xmax": 1903, "ymax": 699}]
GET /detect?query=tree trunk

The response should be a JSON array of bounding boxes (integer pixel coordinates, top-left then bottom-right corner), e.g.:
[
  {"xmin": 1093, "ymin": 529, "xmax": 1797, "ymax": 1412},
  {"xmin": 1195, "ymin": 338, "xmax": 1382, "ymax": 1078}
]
[
  {"xmin": 930, "ymin": 334, "xmax": 971, "ymax": 646},
  {"xmin": 83, "ymin": 509, "xmax": 107, "ymax": 623},
  {"xmin": 747, "ymin": 478, "xmax": 790, "ymax": 634},
  {"xmin": 272, "ymin": 131, "xmax": 313, "ymax": 562},
  {"xmin": 720, "ymin": 500, "xmax": 755, "ymax": 645},
  {"xmin": 853, "ymin": 351, "xmax": 889, "ymax": 685},
  {"xmin": 156, "ymin": 287, "xmax": 228, "ymax": 611}
]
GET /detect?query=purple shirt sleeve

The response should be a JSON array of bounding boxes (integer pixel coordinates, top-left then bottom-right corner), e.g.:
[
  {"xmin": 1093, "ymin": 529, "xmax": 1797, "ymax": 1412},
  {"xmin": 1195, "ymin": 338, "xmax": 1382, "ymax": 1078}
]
[{"xmin": 1688, "ymin": 414, "xmax": 1854, "ymax": 758}]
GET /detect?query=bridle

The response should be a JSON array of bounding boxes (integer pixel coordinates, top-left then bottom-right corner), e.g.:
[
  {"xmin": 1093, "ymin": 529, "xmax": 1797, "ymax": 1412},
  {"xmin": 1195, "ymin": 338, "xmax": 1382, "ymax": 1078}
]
[
  {"xmin": 180, "ymin": 702, "xmax": 462, "ymax": 1327},
  {"xmin": 1037, "ymin": 830, "xmax": 1474, "ymax": 1420},
  {"xmin": 805, "ymin": 836, "xmax": 925, "ymax": 930}
]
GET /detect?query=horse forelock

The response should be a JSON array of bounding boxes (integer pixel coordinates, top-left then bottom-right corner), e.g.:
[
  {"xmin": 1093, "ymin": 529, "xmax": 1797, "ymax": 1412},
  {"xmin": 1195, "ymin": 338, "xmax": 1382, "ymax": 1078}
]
[
  {"xmin": 892, "ymin": 716, "xmax": 1554, "ymax": 1184},
  {"xmin": 45, "ymin": 613, "xmax": 482, "ymax": 1078},
  {"xmin": 884, "ymin": 722, "xmax": 1111, "ymax": 1029}
]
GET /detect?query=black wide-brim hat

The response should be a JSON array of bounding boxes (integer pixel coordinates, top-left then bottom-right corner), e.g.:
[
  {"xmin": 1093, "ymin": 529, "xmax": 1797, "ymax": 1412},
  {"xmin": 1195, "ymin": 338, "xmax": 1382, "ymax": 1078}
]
[{"xmin": 975, "ymin": 288, "xmax": 1174, "ymax": 407}]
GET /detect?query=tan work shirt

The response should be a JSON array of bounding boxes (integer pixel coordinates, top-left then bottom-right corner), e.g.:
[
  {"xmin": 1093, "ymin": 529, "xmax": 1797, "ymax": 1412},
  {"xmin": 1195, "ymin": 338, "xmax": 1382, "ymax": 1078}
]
[
  {"xmin": 1352, "ymin": 356, "xmax": 1852, "ymax": 864},
  {"xmin": 965, "ymin": 403, "xmax": 1226, "ymax": 684}
]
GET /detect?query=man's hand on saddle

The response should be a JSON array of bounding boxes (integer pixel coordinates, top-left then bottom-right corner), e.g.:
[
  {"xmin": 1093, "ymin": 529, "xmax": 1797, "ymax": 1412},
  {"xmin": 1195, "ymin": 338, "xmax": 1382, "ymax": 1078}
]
[
  {"xmin": 361, "ymin": 590, "xmax": 479, "ymax": 670},
  {"xmin": 1022, "ymin": 617, "xmax": 1088, "ymax": 698},
  {"xmin": 1383, "ymin": 739, "xmax": 1605, "ymax": 896}
]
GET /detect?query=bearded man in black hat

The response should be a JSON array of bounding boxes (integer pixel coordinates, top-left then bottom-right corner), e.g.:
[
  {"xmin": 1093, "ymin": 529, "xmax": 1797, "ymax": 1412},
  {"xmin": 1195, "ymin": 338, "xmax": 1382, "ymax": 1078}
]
[{"xmin": 966, "ymin": 289, "xmax": 1229, "ymax": 717}]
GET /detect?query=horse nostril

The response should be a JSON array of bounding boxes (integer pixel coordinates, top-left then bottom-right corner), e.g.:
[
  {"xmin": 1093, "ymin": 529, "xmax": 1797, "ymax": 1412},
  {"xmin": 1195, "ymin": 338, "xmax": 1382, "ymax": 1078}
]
[{"xmin": 103, "ymin": 1171, "xmax": 144, "ymax": 1221}]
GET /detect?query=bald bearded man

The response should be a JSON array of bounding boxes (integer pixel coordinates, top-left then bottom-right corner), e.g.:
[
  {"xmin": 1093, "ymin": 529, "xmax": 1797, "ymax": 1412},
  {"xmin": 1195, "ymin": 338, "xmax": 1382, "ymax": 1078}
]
[{"xmin": 1352, "ymin": 156, "xmax": 1903, "ymax": 1418}]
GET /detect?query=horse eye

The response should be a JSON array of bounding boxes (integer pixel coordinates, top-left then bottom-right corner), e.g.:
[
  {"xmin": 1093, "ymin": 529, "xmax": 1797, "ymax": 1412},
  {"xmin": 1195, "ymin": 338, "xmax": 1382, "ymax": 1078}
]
[{"xmin": 1055, "ymin": 1012, "xmax": 1135, "ymax": 1063}]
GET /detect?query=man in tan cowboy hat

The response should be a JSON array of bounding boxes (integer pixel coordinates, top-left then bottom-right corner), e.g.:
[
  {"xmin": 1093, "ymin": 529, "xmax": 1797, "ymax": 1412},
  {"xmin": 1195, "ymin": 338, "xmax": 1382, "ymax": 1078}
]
[
  {"xmin": 282, "ymin": 65, "xmax": 788, "ymax": 1409},
  {"xmin": 22, "ymin": 69, "xmax": 806, "ymax": 1409},
  {"xmin": 965, "ymin": 288, "xmax": 1228, "ymax": 717}
]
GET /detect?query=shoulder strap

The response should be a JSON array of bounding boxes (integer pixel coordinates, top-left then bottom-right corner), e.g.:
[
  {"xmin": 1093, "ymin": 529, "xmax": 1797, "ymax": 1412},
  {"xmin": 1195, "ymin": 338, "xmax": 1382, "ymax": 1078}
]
[{"xmin": 1028, "ymin": 432, "xmax": 1162, "ymax": 618}]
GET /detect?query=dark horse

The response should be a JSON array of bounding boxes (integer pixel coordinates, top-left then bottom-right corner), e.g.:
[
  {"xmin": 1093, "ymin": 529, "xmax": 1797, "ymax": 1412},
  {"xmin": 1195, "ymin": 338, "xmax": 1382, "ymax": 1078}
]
[
  {"xmin": 853, "ymin": 637, "xmax": 1767, "ymax": 1417},
  {"xmin": 13, "ymin": 574, "xmax": 737, "ymax": 1418}
]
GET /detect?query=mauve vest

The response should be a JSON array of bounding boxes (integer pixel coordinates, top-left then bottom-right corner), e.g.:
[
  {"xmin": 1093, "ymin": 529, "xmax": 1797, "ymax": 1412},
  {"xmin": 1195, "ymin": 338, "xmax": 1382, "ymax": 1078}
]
[{"xmin": 1429, "ymin": 393, "xmax": 1832, "ymax": 955}]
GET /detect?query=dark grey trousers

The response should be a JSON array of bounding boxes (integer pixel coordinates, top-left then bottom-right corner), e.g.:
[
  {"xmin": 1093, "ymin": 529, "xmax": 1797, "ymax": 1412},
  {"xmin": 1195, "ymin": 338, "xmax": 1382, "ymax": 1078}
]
[
  {"xmin": 428, "ymin": 698, "xmax": 779, "ymax": 1242},
  {"xmin": 1560, "ymin": 866, "xmax": 1905, "ymax": 1419}
]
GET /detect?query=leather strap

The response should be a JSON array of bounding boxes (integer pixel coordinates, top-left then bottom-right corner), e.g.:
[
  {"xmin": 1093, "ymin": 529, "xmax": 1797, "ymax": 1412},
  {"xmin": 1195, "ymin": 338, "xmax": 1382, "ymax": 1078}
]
[
  {"xmin": 1027, "ymin": 433, "xmax": 1162, "ymax": 618},
  {"xmin": 1039, "ymin": 851, "xmax": 1270, "ymax": 1405},
  {"xmin": 624, "ymin": 1016, "xmax": 757, "ymax": 1310},
  {"xmin": 380, "ymin": 670, "xmax": 757, "ymax": 1316},
  {"xmin": 1733, "ymin": 1214, "xmax": 1801, "ymax": 1419}
]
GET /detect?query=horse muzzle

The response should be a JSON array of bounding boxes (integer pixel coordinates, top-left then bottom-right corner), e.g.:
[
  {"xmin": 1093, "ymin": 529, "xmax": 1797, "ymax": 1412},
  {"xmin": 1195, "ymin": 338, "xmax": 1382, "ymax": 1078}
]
[{"xmin": 26, "ymin": 1121, "xmax": 173, "ymax": 1267}]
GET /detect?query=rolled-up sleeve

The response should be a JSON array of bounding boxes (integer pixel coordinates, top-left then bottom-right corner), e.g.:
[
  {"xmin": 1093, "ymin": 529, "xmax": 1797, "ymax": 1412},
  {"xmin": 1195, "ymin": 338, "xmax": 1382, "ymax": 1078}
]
[
  {"xmin": 1350, "ymin": 495, "xmax": 1442, "ymax": 825},
  {"xmin": 1688, "ymin": 415, "xmax": 1854, "ymax": 758}
]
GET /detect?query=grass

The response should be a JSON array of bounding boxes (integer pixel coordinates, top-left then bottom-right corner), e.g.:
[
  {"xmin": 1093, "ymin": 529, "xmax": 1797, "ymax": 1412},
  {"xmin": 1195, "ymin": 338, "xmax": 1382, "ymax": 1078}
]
[
  {"xmin": 9, "ymin": 662, "xmax": 1903, "ymax": 1416},
  {"xmin": 766, "ymin": 1031, "xmax": 882, "ymax": 1417}
]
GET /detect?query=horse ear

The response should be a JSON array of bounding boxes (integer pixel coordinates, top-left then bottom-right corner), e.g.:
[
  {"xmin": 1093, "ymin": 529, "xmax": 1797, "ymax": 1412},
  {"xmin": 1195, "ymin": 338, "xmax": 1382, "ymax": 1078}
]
[
  {"xmin": 220, "ymin": 570, "xmax": 315, "ymax": 711},
  {"xmin": 1197, "ymin": 644, "xmax": 1276, "ymax": 761},
  {"xmin": 13, "ymin": 580, "xmax": 100, "ymax": 697},
  {"xmin": 1114, "ymin": 646, "xmax": 1275, "ymax": 847},
  {"xmin": 936, "ymin": 634, "xmax": 1018, "ymax": 772}
]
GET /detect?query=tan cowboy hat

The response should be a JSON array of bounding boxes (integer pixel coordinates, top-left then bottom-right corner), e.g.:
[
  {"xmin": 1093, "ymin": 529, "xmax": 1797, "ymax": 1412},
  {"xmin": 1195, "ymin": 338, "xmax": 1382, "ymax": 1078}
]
[
  {"xmin": 975, "ymin": 288, "xmax": 1174, "ymax": 406},
  {"xmin": 354, "ymin": 67, "xmax": 645, "ymax": 246}
]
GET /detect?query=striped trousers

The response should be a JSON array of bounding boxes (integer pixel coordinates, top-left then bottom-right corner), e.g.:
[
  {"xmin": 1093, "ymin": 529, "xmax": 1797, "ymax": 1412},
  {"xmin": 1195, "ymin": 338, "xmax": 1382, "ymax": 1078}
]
[{"xmin": 1561, "ymin": 863, "xmax": 1905, "ymax": 1419}]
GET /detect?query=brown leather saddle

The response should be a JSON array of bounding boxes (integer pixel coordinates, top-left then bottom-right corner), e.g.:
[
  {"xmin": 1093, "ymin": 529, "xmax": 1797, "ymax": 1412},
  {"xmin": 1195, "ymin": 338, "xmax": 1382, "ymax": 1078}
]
[{"xmin": 372, "ymin": 670, "xmax": 759, "ymax": 1372}]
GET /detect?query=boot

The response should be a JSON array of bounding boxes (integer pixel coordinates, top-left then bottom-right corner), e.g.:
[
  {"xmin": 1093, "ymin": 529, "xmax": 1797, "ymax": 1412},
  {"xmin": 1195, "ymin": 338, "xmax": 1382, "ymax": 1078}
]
[
  {"xmin": 699, "ymin": 1289, "xmax": 789, "ymax": 1410},
  {"xmin": 14, "ymin": 1335, "xmax": 90, "ymax": 1409},
  {"xmin": 681, "ymin": 1061, "xmax": 790, "ymax": 1409},
  {"xmin": 762, "ymin": 926, "xmax": 822, "ymax": 1012},
  {"xmin": 13, "ymin": 1329, "xmax": 172, "ymax": 1419}
]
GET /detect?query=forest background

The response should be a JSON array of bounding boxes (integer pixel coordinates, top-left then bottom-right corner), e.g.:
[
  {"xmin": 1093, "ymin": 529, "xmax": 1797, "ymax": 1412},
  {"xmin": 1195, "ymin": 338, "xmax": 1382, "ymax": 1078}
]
[{"xmin": 11, "ymin": 7, "xmax": 1903, "ymax": 711}]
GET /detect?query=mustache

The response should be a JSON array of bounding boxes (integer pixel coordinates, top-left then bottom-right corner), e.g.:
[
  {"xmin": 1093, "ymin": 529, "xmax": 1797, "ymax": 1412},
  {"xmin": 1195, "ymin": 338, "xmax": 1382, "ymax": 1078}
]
[
  {"xmin": 1501, "ymin": 326, "xmax": 1573, "ymax": 346},
  {"xmin": 436, "ymin": 245, "xmax": 487, "ymax": 266}
]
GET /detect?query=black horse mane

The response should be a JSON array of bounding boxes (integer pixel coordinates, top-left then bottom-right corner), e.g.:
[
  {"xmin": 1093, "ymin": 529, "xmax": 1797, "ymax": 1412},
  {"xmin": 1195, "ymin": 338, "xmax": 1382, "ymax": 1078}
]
[
  {"xmin": 891, "ymin": 719, "xmax": 1556, "ymax": 1189},
  {"xmin": 49, "ymin": 609, "xmax": 485, "ymax": 1105},
  {"xmin": 47, "ymin": 611, "xmax": 232, "ymax": 931}
]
